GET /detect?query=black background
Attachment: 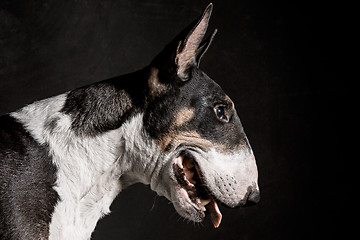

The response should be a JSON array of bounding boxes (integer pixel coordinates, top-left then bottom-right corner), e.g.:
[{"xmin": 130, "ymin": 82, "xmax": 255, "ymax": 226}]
[{"xmin": 0, "ymin": 0, "xmax": 345, "ymax": 239}]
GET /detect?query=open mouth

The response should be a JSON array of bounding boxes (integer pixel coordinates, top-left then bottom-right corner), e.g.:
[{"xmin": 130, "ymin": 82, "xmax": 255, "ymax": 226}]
[{"xmin": 173, "ymin": 151, "xmax": 222, "ymax": 228}]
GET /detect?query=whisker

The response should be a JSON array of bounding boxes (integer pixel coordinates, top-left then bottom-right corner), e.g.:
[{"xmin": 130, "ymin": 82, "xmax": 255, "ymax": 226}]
[{"xmin": 150, "ymin": 195, "xmax": 158, "ymax": 211}]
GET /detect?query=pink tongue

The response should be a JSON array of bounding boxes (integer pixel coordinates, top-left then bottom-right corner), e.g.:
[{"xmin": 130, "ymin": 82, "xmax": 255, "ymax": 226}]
[{"xmin": 206, "ymin": 199, "xmax": 222, "ymax": 228}]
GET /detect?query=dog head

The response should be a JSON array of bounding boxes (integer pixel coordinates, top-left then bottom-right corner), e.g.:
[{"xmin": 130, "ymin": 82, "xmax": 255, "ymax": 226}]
[{"xmin": 143, "ymin": 4, "xmax": 259, "ymax": 227}]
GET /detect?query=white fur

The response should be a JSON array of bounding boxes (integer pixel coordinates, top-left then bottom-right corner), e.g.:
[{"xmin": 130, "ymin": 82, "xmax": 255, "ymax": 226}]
[
  {"xmin": 11, "ymin": 95, "xmax": 165, "ymax": 240},
  {"xmin": 196, "ymin": 148, "xmax": 258, "ymax": 207}
]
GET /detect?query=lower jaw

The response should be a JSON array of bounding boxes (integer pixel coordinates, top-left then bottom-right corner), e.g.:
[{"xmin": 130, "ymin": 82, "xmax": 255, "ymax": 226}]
[
  {"xmin": 178, "ymin": 187, "xmax": 222, "ymax": 228},
  {"xmin": 179, "ymin": 187, "xmax": 206, "ymax": 214}
]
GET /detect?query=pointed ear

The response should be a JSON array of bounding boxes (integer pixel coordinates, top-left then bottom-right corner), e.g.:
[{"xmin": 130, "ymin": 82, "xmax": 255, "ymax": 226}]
[
  {"xmin": 175, "ymin": 3, "xmax": 213, "ymax": 80},
  {"xmin": 196, "ymin": 28, "xmax": 217, "ymax": 67}
]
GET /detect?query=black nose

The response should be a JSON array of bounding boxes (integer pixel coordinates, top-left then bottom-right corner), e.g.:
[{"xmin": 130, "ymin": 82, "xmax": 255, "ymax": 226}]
[
  {"xmin": 238, "ymin": 187, "xmax": 260, "ymax": 207},
  {"xmin": 248, "ymin": 189, "xmax": 260, "ymax": 204}
]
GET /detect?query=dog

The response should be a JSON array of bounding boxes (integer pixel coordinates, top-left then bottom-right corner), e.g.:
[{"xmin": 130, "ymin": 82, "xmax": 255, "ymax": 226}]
[{"xmin": 0, "ymin": 4, "xmax": 259, "ymax": 240}]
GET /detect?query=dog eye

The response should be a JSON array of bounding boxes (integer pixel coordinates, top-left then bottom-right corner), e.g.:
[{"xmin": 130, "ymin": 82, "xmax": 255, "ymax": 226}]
[{"xmin": 214, "ymin": 105, "xmax": 228, "ymax": 122}]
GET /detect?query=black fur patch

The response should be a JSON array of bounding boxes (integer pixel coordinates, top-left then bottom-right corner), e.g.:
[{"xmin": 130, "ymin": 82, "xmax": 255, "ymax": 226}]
[
  {"xmin": 61, "ymin": 69, "xmax": 149, "ymax": 136},
  {"xmin": 0, "ymin": 115, "xmax": 59, "ymax": 240}
]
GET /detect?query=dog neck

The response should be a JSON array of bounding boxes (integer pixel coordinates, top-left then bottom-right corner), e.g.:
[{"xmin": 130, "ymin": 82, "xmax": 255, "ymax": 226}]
[{"xmin": 11, "ymin": 90, "xmax": 164, "ymax": 239}]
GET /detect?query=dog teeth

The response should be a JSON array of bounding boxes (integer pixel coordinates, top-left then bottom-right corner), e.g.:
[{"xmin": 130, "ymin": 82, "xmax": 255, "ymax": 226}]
[
  {"xmin": 200, "ymin": 199, "xmax": 211, "ymax": 206},
  {"xmin": 185, "ymin": 179, "xmax": 195, "ymax": 188},
  {"xmin": 175, "ymin": 156, "xmax": 183, "ymax": 169}
]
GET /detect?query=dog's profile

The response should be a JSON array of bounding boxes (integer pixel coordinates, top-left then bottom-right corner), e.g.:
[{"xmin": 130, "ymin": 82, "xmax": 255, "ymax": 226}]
[{"xmin": 0, "ymin": 4, "xmax": 259, "ymax": 240}]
